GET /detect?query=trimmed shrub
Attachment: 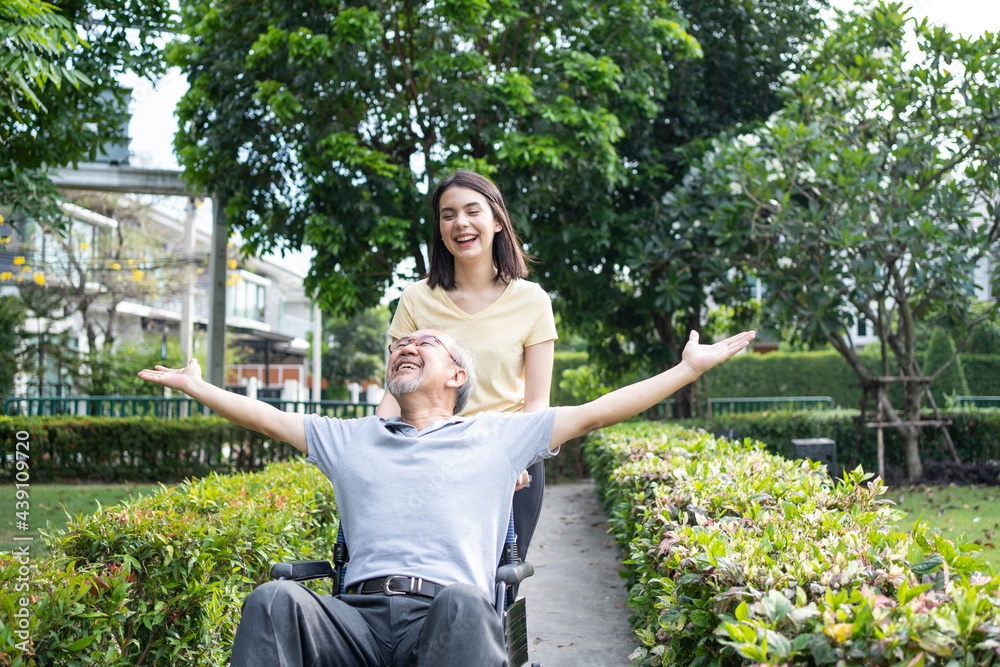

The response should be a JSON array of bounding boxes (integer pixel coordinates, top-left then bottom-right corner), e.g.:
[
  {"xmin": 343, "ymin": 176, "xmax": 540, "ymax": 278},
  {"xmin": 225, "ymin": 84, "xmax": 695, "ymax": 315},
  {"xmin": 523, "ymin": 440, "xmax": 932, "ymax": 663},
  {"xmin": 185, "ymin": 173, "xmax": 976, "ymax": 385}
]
[
  {"xmin": 680, "ymin": 408, "xmax": 1000, "ymax": 475},
  {"xmin": 964, "ymin": 355, "xmax": 1000, "ymax": 396},
  {"xmin": 923, "ymin": 329, "xmax": 970, "ymax": 408},
  {"xmin": 968, "ymin": 320, "xmax": 1000, "ymax": 356},
  {"xmin": 586, "ymin": 423, "xmax": 1000, "ymax": 666},
  {"xmin": 0, "ymin": 459, "xmax": 338, "ymax": 666},
  {"xmin": 702, "ymin": 349, "xmax": 892, "ymax": 409},
  {"xmin": 0, "ymin": 416, "xmax": 292, "ymax": 482},
  {"xmin": 1, "ymin": 555, "xmax": 134, "ymax": 667},
  {"xmin": 702, "ymin": 349, "xmax": 1000, "ymax": 409}
]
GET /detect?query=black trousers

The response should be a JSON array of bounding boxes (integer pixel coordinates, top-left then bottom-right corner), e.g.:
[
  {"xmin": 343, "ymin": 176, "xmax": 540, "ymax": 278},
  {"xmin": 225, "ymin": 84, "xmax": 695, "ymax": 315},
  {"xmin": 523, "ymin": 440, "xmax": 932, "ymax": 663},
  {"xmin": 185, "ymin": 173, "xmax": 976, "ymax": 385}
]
[{"xmin": 230, "ymin": 580, "xmax": 507, "ymax": 667}]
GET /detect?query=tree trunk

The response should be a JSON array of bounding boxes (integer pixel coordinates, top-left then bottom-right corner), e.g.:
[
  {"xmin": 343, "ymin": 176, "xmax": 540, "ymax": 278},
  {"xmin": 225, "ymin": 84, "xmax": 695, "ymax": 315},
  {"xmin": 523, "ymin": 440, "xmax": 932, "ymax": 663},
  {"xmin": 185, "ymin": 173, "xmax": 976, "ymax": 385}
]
[
  {"xmin": 902, "ymin": 379, "xmax": 925, "ymax": 483},
  {"xmin": 675, "ymin": 384, "xmax": 695, "ymax": 419},
  {"xmin": 875, "ymin": 386, "xmax": 923, "ymax": 482},
  {"xmin": 902, "ymin": 427, "xmax": 923, "ymax": 483}
]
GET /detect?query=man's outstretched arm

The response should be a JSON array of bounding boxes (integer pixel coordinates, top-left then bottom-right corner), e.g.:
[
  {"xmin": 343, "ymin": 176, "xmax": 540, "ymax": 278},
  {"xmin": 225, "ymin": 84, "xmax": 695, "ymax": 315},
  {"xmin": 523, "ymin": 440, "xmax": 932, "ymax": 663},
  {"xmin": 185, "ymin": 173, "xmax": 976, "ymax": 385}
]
[
  {"xmin": 548, "ymin": 330, "xmax": 755, "ymax": 451},
  {"xmin": 138, "ymin": 359, "xmax": 308, "ymax": 453}
]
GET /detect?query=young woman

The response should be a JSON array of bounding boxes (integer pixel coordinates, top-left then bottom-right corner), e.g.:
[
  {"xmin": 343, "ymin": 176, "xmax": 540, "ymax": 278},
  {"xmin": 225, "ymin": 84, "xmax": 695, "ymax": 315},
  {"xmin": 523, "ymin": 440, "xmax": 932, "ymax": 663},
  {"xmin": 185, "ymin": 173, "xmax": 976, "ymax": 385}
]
[{"xmin": 377, "ymin": 170, "xmax": 557, "ymax": 556}]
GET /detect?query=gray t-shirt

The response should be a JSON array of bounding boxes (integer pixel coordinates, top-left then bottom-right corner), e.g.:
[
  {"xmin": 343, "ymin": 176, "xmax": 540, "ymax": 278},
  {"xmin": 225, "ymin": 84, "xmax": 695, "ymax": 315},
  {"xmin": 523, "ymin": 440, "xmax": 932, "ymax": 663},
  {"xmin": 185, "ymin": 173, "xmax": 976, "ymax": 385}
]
[{"xmin": 304, "ymin": 409, "xmax": 556, "ymax": 595}]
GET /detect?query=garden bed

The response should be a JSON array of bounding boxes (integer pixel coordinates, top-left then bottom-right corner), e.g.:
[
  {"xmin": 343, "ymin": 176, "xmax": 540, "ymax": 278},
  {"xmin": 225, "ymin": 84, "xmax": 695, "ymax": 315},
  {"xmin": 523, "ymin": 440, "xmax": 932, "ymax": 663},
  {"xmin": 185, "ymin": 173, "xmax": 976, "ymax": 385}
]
[{"xmin": 586, "ymin": 423, "xmax": 1000, "ymax": 666}]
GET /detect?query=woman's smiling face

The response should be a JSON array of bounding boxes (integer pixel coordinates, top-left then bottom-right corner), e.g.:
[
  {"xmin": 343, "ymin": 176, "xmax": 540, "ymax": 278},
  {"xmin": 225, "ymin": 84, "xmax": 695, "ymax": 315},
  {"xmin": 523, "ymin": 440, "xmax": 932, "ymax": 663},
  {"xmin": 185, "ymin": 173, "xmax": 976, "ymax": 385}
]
[{"xmin": 436, "ymin": 185, "xmax": 502, "ymax": 264}]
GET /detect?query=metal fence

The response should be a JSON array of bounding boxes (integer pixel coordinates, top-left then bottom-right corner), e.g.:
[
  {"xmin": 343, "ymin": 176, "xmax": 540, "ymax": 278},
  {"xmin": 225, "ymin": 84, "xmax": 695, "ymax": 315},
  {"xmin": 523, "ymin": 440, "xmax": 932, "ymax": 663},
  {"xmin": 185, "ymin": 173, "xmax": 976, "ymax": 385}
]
[
  {"xmin": 645, "ymin": 395, "xmax": 836, "ymax": 419},
  {"xmin": 954, "ymin": 395, "xmax": 1000, "ymax": 409},
  {"xmin": 3, "ymin": 395, "xmax": 380, "ymax": 419},
  {"xmin": 2, "ymin": 393, "xmax": 849, "ymax": 420},
  {"xmin": 709, "ymin": 396, "xmax": 836, "ymax": 414}
]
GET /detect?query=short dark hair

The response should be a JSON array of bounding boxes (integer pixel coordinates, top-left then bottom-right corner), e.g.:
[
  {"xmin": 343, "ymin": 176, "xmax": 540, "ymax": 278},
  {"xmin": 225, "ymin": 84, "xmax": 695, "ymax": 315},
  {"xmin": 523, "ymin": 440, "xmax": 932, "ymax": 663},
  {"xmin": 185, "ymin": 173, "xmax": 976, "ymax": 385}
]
[{"xmin": 427, "ymin": 170, "xmax": 531, "ymax": 290}]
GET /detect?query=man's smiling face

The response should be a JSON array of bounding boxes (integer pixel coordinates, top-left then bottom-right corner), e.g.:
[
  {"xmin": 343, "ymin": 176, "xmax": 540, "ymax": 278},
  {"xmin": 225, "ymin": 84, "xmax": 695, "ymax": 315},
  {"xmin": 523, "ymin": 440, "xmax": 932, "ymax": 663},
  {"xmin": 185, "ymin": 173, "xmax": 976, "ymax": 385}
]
[{"xmin": 385, "ymin": 330, "xmax": 458, "ymax": 398}]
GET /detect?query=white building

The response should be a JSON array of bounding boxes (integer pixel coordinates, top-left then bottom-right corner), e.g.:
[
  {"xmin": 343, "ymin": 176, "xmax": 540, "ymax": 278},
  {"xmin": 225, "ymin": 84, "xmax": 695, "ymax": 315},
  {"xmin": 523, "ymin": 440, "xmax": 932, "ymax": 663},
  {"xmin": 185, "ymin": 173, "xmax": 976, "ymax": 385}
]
[{"xmin": 1, "ymin": 198, "xmax": 319, "ymax": 401}]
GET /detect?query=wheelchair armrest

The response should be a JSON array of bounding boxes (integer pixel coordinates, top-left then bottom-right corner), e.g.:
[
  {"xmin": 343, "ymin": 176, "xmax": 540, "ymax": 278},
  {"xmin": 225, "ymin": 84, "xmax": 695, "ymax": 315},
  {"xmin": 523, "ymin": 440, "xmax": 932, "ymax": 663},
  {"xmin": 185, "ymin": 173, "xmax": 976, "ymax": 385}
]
[
  {"xmin": 270, "ymin": 560, "xmax": 336, "ymax": 582},
  {"xmin": 496, "ymin": 561, "xmax": 534, "ymax": 586}
]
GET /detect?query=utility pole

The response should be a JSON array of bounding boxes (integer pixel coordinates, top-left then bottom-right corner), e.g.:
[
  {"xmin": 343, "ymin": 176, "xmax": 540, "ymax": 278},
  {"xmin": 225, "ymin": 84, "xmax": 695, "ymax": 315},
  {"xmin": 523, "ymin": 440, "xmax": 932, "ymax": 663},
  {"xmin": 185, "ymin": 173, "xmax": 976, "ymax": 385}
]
[
  {"xmin": 180, "ymin": 197, "xmax": 197, "ymax": 363},
  {"xmin": 206, "ymin": 196, "xmax": 228, "ymax": 390},
  {"xmin": 312, "ymin": 302, "xmax": 322, "ymax": 401}
]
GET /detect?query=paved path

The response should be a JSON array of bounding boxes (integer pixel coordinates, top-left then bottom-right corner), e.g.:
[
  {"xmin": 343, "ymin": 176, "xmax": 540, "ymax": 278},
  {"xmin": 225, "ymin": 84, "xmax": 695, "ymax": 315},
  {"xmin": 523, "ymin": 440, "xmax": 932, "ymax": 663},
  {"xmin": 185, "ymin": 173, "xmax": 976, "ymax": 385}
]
[{"xmin": 518, "ymin": 479, "xmax": 638, "ymax": 666}]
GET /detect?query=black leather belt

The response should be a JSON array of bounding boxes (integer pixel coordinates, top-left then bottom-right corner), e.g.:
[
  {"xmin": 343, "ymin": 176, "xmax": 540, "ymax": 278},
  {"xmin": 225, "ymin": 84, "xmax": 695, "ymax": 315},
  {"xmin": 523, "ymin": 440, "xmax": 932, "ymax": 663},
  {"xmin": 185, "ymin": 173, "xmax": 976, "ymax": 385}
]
[{"xmin": 348, "ymin": 575, "xmax": 445, "ymax": 599}]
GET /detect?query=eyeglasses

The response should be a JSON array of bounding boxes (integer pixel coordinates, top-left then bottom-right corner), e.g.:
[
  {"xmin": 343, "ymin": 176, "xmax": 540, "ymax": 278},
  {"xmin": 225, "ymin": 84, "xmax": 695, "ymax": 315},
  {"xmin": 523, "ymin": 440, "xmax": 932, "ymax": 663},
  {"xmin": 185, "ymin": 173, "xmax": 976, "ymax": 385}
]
[{"xmin": 388, "ymin": 335, "xmax": 458, "ymax": 364}]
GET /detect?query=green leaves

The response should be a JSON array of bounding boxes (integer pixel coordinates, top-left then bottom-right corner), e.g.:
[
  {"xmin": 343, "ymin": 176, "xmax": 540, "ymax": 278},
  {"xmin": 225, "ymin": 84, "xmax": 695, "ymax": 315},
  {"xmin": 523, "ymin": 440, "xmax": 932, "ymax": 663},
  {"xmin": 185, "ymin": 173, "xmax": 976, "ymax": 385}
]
[
  {"xmin": 656, "ymin": 1, "xmax": 1000, "ymax": 480},
  {"xmin": 1, "ymin": 459, "xmax": 340, "ymax": 665},
  {"xmin": 3, "ymin": 0, "xmax": 174, "ymax": 229},
  {"xmin": 588, "ymin": 423, "xmax": 1000, "ymax": 666},
  {"xmin": 172, "ymin": 0, "xmax": 694, "ymax": 316}
]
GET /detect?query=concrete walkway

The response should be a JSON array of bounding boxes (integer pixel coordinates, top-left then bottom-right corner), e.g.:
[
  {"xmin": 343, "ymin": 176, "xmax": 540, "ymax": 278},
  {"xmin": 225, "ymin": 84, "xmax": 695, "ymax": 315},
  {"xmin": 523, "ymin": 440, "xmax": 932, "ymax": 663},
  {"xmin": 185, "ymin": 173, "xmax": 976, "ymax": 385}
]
[{"xmin": 518, "ymin": 479, "xmax": 638, "ymax": 666}]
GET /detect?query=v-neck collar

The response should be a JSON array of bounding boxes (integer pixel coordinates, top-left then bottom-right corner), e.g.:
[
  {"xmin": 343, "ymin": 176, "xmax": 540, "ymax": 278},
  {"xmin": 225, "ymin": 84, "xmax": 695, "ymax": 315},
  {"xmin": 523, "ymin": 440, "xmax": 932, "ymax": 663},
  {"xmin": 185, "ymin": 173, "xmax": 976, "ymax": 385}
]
[{"xmin": 439, "ymin": 279, "xmax": 513, "ymax": 320}]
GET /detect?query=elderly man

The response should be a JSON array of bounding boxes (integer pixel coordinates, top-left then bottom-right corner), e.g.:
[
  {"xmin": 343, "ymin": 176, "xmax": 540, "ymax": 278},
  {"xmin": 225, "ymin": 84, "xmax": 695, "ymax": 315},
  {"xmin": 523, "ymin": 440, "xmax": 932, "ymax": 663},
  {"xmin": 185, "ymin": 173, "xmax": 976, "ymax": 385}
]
[{"xmin": 138, "ymin": 327, "xmax": 754, "ymax": 666}]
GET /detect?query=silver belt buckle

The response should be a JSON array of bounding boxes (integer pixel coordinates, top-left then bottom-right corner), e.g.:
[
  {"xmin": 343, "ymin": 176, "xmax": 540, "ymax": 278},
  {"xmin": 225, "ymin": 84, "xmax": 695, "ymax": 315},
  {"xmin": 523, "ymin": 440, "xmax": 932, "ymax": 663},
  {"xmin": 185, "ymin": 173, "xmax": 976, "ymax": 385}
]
[{"xmin": 382, "ymin": 575, "xmax": 411, "ymax": 595}]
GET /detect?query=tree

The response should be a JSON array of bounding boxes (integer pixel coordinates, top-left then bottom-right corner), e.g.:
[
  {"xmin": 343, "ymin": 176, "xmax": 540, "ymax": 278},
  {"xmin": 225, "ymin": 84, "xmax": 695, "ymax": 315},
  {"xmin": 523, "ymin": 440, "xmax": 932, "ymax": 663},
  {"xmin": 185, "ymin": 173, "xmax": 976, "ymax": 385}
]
[
  {"xmin": 513, "ymin": 0, "xmax": 827, "ymax": 417},
  {"xmin": 0, "ymin": 294, "xmax": 25, "ymax": 397},
  {"xmin": 320, "ymin": 305, "xmax": 390, "ymax": 399},
  {"xmin": 1, "ymin": 0, "xmax": 173, "ymax": 227},
  {"xmin": 662, "ymin": 2, "xmax": 1000, "ymax": 481},
  {"xmin": 5, "ymin": 192, "xmax": 194, "ymax": 394},
  {"xmin": 168, "ymin": 0, "xmax": 697, "ymax": 315},
  {"xmin": 8, "ymin": 273, "xmax": 77, "ymax": 396}
]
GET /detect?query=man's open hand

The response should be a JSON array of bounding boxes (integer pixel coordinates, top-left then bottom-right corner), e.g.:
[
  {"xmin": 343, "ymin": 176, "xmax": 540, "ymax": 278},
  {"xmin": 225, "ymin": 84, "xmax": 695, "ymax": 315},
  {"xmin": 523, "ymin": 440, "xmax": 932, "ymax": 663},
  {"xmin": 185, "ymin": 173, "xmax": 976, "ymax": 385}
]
[
  {"xmin": 681, "ymin": 330, "xmax": 756, "ymax": 375},
  {"xmin": 137, "ymin": 358, "xmax": 204, "ymax": 395}
]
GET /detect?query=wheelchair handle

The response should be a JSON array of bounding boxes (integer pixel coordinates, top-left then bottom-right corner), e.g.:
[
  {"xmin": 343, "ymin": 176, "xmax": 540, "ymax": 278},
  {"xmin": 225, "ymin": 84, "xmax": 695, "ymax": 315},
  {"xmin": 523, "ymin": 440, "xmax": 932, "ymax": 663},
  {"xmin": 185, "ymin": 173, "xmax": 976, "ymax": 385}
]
[{"xmin": 496, "ymin": 561, "xmax": 534, "ymax": 585}]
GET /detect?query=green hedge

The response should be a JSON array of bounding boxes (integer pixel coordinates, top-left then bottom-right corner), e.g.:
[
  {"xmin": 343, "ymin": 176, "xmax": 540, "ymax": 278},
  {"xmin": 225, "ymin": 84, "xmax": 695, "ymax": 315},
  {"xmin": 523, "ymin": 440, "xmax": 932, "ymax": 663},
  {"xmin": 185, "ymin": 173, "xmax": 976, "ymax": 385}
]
[
  {"xmin": 0, "ymin": 459, "xmax": 338, "ymax": 666},
  {"xmin": 679, "ymin": 408, "xmax": 1000, "ymax": 474},
  {"xmin": 0, "ymin": 416, "xmax": 292, "ymax": 482},
  {"xmin": 552, "ymin": 351, "xmax": 589, "ymax": 406},
  {"xmin": 703, "ymin": 350, "xmax": 1000, "ymax": 409},
  {"xmin": 586, "ymin": 423, "xmax": 1000, "ymax": 666},
  {"xmin": 963, "ymin": 355, "xmax": 1000, "ymax": 396}
]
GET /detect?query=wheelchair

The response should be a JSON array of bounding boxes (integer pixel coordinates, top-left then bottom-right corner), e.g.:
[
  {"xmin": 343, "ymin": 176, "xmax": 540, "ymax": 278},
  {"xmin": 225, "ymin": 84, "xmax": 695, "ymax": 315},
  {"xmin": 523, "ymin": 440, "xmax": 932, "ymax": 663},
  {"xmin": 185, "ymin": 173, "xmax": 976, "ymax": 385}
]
[{"xmin": 270, "ymin": 460, "xmax": 546, "ymax": 667}]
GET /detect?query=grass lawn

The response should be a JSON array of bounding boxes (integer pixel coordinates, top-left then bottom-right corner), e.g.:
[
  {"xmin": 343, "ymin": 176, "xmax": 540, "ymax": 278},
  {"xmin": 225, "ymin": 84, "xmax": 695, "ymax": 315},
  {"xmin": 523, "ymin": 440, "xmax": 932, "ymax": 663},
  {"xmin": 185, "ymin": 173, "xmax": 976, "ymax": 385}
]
[
  {"xmin": 889, "ymin": 484, "xmax": 1000, "ymax": 573},
  {"xmin": 1, "ymin": 482, "xmax": 162, "ymax": 554}
]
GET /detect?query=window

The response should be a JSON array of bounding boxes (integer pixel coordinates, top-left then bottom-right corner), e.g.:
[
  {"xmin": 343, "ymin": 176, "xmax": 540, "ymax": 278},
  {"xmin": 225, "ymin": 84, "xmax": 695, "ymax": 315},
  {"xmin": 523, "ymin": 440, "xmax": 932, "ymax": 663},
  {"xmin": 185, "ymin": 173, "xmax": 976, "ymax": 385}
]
[{"xmin": 226, "ymin": 273, "xmax": 269, "ymax": 322}]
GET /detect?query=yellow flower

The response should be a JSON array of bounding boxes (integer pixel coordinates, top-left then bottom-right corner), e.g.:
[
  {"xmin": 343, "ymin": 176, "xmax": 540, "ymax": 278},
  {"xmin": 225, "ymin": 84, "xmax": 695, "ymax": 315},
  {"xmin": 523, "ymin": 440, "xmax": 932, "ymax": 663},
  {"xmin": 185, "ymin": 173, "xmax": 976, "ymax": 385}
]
[
  {"xmin": 227, "ymin": 259, "xmax": 237, "ymax": 270},
  {"xmin": 0, "ymin": 236, "xmax": 10, "ymax": 245},
  {"xmin": 825, "ymin": 623, "xmax": 854, "ymax": 644},
  {"xmin": 111, "ymin": 262, "xmax": 121, "ymax": 271},
  {"xmin": 13, "ymin": 256, "xmax": 25, "ymax": 265},
  {"xmin": 79, "ymin": 242, "xmax": 90, "ymax": 250},
  {"xmin": 0, "ymin": 213, "xmax": 4, "ymax": 224},
  {"xmin": 128, "ymin": 258, "xmax": 135, "ymax": 266},
  {"xmin": 131, "ymin": 269, "xmax": 144, "ymax": 282},
  {"xmin": 0, "ymin": 272, "xmax": 12, "ymax": 281},
  {"xmin": 20, "ymin": 265, "xmax": 31, "ymax": 272},
  {"xmin": 33, "ymin": 272, "xmax": 46, "ymax": 286}
]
